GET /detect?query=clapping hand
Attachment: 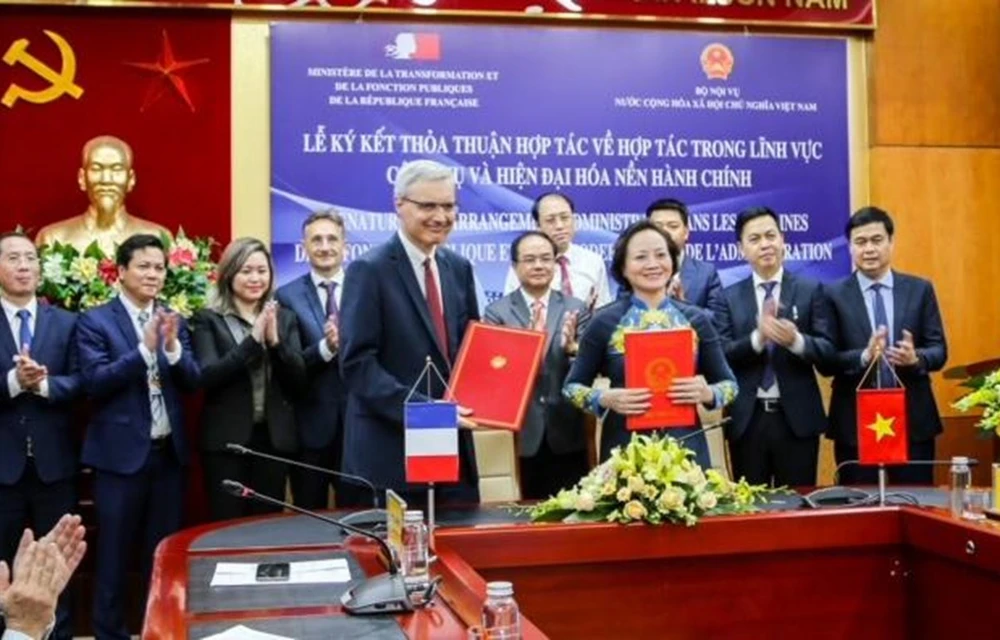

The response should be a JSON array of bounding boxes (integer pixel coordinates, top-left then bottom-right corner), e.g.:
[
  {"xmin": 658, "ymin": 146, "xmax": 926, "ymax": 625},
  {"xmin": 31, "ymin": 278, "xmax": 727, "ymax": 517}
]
[
  {"xmin": 887, "ymin": 329, "xmax": 919, "ymax": 367},
  {"xmin": 14, "ymin": 345, "xmax": 46, "ymax": 391},
  {"xmin": 864, "ymin": 325, "xmax": 889, "ymax": 364},
  {"xmin": 264, "ymin": 302, "xmax": 280, "ymax": 347},
  {"xmin": 560, "ymin": 310, "xmax": 579, "ymax": 355},
  {"xmin": 142, "ymin": 310, "xmax": 162, "ymax": 352},
  {"xmin": 324, "ymin": 317, "xmax": 339, "ymax": 352},
  {"xmin": 666, "ymin": 275, "xmax": 685, "ymax": 301},
  {"xmin": 159, "ymin": 310, "xmax": 180, "ymax": 353}
]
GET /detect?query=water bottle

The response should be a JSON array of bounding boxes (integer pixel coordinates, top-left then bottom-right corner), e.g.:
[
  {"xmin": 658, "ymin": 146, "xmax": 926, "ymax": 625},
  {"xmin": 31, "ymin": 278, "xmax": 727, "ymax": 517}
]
[
  {"xmin": 949, "ymin": 456, "xmax": 971, "ymax": 518},
  {"xmin": 401, "ymin": 510, "xmax": 429, "ymax": 600},
  {"xmin": 481, "ymin": 581, "xmax": 521, "ymax": 639}
]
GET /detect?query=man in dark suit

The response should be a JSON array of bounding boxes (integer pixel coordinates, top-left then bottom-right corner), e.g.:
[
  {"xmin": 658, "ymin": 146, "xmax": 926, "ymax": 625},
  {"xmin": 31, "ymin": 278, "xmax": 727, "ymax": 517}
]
[
  {"xmin": 76, "ymin": 234, "xmax": 200, "ymax": 639},
  {"xmin": 821, "ymin": 207, "xmax": 947, "ymax": 485},
  {"xmin": 711, "ymin": 207, "xmax": 833, "ymax": 487},
  {"xmin": 484, "ymin": 231, "xmax": 590, "ymax": 499},
  {"xmin": 340, "ymin": 160, "xmax": 480, "ymax": 507},
  {"xmin": 646, "ymin": 198, "xmax": 723, "ymax": 312},
  {"xmin": 276, "ymin": 210, "xmax": 359, "ymax": 509},
  {"xmin": 0, "ymin": 232, "xmax": 82, "ymax": 640}
]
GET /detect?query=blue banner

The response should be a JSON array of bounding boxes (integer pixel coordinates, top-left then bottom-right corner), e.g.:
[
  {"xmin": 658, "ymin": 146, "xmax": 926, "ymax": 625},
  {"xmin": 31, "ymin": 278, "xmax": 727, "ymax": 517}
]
[{"xmin": 271, "ymin": 23, "xmax": 850, "ymax": 304}]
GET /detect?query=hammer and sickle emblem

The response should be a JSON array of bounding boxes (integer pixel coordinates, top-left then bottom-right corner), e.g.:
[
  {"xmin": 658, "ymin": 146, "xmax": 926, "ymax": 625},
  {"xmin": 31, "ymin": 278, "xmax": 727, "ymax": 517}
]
[{"xmin": 2, "ymin": 30, "xmax": 84, "ymax": 108}]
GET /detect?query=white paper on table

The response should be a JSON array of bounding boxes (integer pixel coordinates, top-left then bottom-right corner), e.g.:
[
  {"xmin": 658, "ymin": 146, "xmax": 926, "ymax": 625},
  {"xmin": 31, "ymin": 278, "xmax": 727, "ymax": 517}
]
[
  {"xmin": 201, "ymin": 624, "xmax": 296, "ymax": 640},
  {"xmin": 209, "ymin": 558, "xmax": 352, "ymax": 587}
]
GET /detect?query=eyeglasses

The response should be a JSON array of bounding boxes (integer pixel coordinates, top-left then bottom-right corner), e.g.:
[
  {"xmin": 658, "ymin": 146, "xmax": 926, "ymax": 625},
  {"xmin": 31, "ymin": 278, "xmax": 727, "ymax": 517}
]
[
  {"xmin": 517, "ymin": 255, "xmax": 555, "ymax": 266},
  {"xmin": 402, "ymin": 197, "xmax": 458, "ymax": 215}
]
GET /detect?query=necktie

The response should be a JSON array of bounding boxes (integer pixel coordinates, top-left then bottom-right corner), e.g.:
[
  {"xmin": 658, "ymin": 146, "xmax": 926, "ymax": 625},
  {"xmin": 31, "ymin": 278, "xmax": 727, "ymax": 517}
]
[
  {"xmin": 870, "ymin": 283, "xmax": 896, "ymax": 386},
  {"xmin": 530, "ymin": 300, "xmax": 546, "ymax": 332},
  {"xmin": 556, "ymin": 255, "xmax": 573, "ymax": 298},
  {"xmin": 324, "ymin": 281, "xmax": 339, "ymax": 321},
  {"xmin": 15, "ymin": 309, "xmax": 32, "ymax": 351},
  {"xmin": 138, "ymin": 310, "xmax": 167, "ymax": 431},
  {"xmin": 760, "ymin": 281, "xmax": 778, "ymax": 390},
  {"xmin": 423, "ymin": 258, "xmax": 449, "ymax": 359}
]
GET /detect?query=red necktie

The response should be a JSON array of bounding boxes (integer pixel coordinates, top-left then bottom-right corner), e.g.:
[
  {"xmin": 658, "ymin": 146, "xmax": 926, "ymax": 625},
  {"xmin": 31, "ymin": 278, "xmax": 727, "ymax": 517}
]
[
  {"xmin": 423, "ymin": 258, "xmax": 449, "ymax": 358},
  {"xmin": 530, "ymin": 300, "xmax": 546, "ymax": 332},
  {"xmin": 556, "ymin": 255, "xmax": 573, "ymax": 297}
]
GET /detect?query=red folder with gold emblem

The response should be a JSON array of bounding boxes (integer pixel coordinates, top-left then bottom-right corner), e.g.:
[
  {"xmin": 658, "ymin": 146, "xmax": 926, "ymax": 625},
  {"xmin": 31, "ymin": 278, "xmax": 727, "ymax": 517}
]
[
  {"xmin": 448, "ymin": 321, "xmax": 547, "ymax": 431},
  {"xmin": 624, "ymin": 329, "xmax": 696, "ymax": 430}
]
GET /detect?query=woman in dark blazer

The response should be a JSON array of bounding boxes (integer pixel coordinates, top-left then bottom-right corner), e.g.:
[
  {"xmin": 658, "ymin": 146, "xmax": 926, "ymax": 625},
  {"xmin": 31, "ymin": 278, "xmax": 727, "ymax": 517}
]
[
  {"xmin": 192, "ymin": 237, "xmax": 307, "ymax": 520},
  {"xmin": 564, "ymin": 221, "xmax": 738, "ymax": 468}
]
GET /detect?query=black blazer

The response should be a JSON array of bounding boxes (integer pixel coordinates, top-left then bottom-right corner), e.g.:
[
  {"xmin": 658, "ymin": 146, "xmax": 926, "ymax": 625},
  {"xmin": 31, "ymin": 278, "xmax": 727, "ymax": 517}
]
[
  {"xmin": 191, "ymin": 307, "xmax": 308, "ymax": 453},
  {"xmin": 819, "ymin": 271, "xmax": 947, "ymax": 445},
  {"xmin": 711, "ymin": 272, "xmax": 834, "ymax": 441}
]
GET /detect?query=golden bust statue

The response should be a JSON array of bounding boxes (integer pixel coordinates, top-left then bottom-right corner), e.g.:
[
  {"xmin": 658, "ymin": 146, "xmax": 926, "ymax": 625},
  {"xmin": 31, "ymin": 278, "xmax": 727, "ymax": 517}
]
[{"xmin": 35, "ymin": 135, "xmax": 171, "ymax": 256}]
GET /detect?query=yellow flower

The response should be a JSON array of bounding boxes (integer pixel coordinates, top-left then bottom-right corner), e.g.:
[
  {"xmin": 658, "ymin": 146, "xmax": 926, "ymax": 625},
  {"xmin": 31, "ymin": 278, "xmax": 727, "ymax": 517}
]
[
  {"xmin": 627, "ymin": 475, "xmax": 646, "ymax": 493},
  {"xmin": 601, "ymin": 482, "xmax": 616, "ymax": 497},
  {"xmin": 697, "ymin": 491, "xmax": 718, "ymax": 510},
  {"xmin": 69, "ymin": 256, "xmax": 99, "ymax": 282},
  {"xmin": 642, "ymin": 485, "xmax": 659, "ymax": 500},
  {"xmin": 616, "ymin": 487, "xmax": 632, "ymax": 502},
  {"xmin": 623, "ymin": 500, "xmax": 647, "ymax": 521},
  {"xmin": 168, "ymin": 293, "xmax": 192, "ymax": 318}
]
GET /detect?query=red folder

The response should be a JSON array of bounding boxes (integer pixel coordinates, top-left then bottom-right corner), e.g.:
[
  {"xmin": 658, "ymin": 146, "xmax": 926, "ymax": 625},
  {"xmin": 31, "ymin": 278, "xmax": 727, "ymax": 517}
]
[
  {"xmin": 624, "ymin": 329, "xmax": 696, "ymax": 430},
  {"xmin": 448, "ymin": 321, "xmax": 547, "ymax": 431}
]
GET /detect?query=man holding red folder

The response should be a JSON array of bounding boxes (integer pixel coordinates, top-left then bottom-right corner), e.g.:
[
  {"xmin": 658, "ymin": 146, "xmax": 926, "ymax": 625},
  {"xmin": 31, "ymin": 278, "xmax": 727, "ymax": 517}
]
[{"xmin": 484, "ymin": 231, "xmax": 590, "ymax": 499}]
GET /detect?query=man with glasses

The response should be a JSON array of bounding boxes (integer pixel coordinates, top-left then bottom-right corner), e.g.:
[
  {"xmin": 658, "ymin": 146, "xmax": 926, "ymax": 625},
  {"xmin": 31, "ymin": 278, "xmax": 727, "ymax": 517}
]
[
  {"xmin": 504, "ymin": 192, "xmax": 611, "ymax": 311},
  {"xmin": 340, "ymin": 160, "xmax": 480, "ymax": 506},
  {"xmin": 0, "ymin": 232, "xmax": 82, "ymax": 640},
  {"xmin": 484, "ymin": 231, "xmax": 589, "ymax": 499}
]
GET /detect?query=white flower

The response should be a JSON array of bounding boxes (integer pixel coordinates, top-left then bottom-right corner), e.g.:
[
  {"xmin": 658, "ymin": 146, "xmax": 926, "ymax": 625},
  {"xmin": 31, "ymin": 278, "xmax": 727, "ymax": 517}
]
[
  {"xmin": 697, "ymin": 491, "xmax": 718, "ymax": 510},
  {"xmin": 627, "ymin": 475, "xmax": 646, "ymax": 493},
  {"xmin": 616, "ymin": 487, "xmax": 632, "ymax": 502},
  {"xmin": 42, "ymin": 254, "xmax": 66, "ymax": 284},
  {"xmin": 657, "ymin": 486, "xmax": 686, "ymax": 512},
  {"xmin": 623, "ymin": 500, "xmax": 647, "ymax": 521},
  {"xmin": 575, "ymin": 491, "xmax": 596, "ymax": 512}
]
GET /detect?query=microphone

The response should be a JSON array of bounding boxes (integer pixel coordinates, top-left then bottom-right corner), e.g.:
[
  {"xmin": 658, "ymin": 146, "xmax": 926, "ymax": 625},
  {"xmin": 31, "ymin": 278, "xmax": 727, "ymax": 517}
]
[
  {"xmin": 220, "ymin": 479, "xmax": 424, "ymax": 615},
  {"xmin": 225, "ymin": 443, "xmax": 384, "ymax": 520},
  {"xmin": 676, "ymin": 416, "xmax": 731, "ymax": 444}
]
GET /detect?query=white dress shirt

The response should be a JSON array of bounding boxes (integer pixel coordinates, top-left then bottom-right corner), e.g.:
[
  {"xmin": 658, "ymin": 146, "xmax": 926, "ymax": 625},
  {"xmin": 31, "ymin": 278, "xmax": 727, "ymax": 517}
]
[
  {"xmin": 504, "ymin": 242, "xmax": 611, "ymax": 307},
  {"xmin": 2, "ymin": 296, "xmax": 49, "ymax": 399},
  {"xmin": 398, "ymin": 230, "xmax": 443, "ymax": 308},
  {"xmin": 118, "ymin": 294, "xmax": 181, "ymax": 438},
  {"xmin": 310, "ymin": 268, "xmax": 344, "ymax": 363},
  {"xmin": 747, "ymin": 268, "xmax": 805, "ymax": 398}
]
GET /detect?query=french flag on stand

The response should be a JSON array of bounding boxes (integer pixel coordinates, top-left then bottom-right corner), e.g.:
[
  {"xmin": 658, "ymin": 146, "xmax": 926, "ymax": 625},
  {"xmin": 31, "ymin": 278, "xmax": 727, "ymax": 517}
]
[{"xmin": 404, "ymin": 402, "xmax": 459, "ymax": 483}]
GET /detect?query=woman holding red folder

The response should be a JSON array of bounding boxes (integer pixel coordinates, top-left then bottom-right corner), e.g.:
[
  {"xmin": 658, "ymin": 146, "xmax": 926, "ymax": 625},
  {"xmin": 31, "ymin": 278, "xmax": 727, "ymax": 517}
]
[{"xmin": 564, "ymin": 221, "xmax": 738, "ymax": 468}]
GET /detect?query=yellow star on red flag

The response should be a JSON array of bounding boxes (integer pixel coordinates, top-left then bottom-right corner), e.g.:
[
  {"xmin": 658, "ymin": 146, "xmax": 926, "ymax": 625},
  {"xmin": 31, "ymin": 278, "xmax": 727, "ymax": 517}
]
[
  {"xmin": 124, "ymin": 30, "xmax": 209, "ymax": 112},
  {"xmin": 867, "ymin": 412, "xmax": 897, "ymax": 442}
]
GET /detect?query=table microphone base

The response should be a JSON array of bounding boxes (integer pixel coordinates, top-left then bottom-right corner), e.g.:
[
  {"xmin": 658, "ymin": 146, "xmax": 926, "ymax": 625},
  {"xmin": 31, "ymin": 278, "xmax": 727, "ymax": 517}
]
[{"xmin": 341, "ymin": 573, "xmax": 414, "ymax": 615}]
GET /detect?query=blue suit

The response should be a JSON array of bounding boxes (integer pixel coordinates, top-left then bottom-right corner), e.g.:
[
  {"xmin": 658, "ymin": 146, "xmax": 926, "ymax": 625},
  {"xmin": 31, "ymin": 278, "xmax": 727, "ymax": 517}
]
[
  {"xmin": 340, "ymin": 235, "xmax": 479, "ymax": 504},
  {"xmin": 0, "ymin": 302, "xmax": 81, "ymax": 640},
  {"xmin": 276, "ymin": 274, "xmax": 356, "ymax": 508},
  {"xmin": 711, "ymin": 272, "xmax": 834, "ymax": 486},
  {"xmin": 820, "ymin": 271, "xmax": 947, "ymax": 485},
  {"xmin": 77, "ymin": 297, "xmax": 200, "ymax": 640},
  {"xmin": 679, "ymin": 256, "xmax": 723, "ymax": 312}
]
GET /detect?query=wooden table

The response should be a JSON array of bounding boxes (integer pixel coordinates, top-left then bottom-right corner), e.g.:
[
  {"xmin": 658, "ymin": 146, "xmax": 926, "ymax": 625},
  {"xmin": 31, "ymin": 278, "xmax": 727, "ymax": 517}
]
[{"xmin": 144, "ymin": 505, "xmax": 1000, "ymax": 639}]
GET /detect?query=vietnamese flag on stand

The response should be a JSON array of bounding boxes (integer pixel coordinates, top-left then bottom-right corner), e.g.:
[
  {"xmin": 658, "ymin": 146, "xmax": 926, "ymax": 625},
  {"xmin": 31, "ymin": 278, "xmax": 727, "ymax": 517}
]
[{"xmin": 857, "ymin": 388, "xmax": 909, "ymax": 465}]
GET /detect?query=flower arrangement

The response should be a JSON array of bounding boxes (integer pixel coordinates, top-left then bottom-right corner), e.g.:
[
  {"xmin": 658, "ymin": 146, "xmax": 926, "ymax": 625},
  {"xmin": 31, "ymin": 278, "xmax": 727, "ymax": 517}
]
[
  {"xmin": 952, "ymin": 369, "xmax": 1000, "ymax": 437},
  {"xmin": 36, "ymin": 230, "xmax": 216, "ymax": 317},
  {"xmin": 526, "ymin": 433, "xmax": 773, "ymax": 526}
]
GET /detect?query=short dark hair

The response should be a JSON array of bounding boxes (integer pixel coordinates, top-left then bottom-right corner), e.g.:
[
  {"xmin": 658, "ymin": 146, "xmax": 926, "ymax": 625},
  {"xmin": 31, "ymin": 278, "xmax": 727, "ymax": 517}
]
[
  {"xmin": 610, "ymin": 221, "xmax": 679, "ymax": 293},
  {"xmin": 116, "ymin": 234, "xmax": 165, "ymax": 268},
  {"xmin": 530, "ymin": 192, "xmax": 575, "ymax": 224},
  {"xmin": 845, "ymin": 206, "xmax": 894, "ymax": 239},
  {"xmin": 735, "ymin": 206, "xmax": 780, "ymax": 241},
  {"xmin": 302, "ymin": 208, "xmax": 345, "ymax": 236},
  {"xmin": 0, "ymin": 231, "xmax": 33, "ymax": 256},
  {"xmin": 510, "ymin": 231, "xmax": 559, "ymax": 264},
  {"xmin": 645, "ymin": 198, "xmax": 689, "ymax": 227}
]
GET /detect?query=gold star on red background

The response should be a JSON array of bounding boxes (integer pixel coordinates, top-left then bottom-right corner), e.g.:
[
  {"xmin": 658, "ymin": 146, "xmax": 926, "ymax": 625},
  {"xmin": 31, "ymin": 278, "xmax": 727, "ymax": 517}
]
[{"xmin": 124, "ymin": 30, "xmax": 209, "ymax": 112}]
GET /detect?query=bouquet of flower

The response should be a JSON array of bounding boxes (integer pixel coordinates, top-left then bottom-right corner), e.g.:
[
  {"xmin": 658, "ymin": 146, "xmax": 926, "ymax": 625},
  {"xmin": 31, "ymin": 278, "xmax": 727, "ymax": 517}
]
[
  {"xmin": 37, "ymin": 230, "xmax": 216, "ymax": 317},
  {"xmin": 952, "ymin": 368, "xmax": 1000, "ymax": 437},
  {"xmin": 526, "ymin": 433, "xmax": 773, "ymax": 526}
]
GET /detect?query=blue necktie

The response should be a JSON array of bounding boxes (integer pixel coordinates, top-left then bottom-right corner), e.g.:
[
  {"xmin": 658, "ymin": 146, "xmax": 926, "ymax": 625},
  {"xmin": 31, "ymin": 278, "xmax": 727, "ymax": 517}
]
[
  {"xmin": 16, "ymin": 309, "xmax": 32, "ymax": 351},
  {"xmin": 760, "ymin": 281, "xmax": 778, "ymax": 390},
  {"xmin": 870, "ymin": 283, "xmax": 895, "ymax": 386}
]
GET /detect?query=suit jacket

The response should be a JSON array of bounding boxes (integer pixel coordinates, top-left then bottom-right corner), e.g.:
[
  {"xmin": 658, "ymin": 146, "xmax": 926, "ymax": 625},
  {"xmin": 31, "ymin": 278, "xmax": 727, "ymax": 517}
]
[
  {"xmin": 565, "ymin": 297, "xmax": 736, "ymax": 459},
  {"xmin": 0, "ymin": 303, "xmax": 82, "ymax": 485},
  {"xmin": 339, "ymin": 235, "xmax": 480, "ymax": 491},
  {"xmin": 819, "ymin": 271, "xmax": 947, "ymax": 445},
  {"xmin": 711, "ymin": 272, "xmax": 834, "ymax": 441},
  {"xmin": 275, "ymin": 274, "xmax": 346, "ymax": 451},
  {"xmin": 679, "ymin": 256, "xmax": 723, "ymax": 312},
  {"xmin": 76, "ymin": 298, "xmax": 200, "ymax": 474},
  {"xmin": 483, "ymin": 290, "xmax": 590, "ymax": 457},
  {"xmin": 191, "ymin": 307, "xmax": 307, "ymax": 454}
]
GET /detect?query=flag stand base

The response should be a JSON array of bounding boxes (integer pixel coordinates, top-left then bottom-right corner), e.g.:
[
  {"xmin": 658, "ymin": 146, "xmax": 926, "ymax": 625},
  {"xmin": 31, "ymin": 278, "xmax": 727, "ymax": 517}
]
[{"xmin": 877, "ymin": 465, "xmax": 888, "ymax": 506}]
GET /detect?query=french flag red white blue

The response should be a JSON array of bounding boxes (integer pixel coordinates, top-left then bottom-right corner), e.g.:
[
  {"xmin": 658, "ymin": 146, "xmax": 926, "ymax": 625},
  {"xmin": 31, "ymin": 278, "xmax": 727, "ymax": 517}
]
[
  {"xmin": 404, "ymin": 402, "xmax": 459, "ymax": 483},
  {"xmin": 386, "ymin": 33, "xmax": 441, "ymax": 61}
]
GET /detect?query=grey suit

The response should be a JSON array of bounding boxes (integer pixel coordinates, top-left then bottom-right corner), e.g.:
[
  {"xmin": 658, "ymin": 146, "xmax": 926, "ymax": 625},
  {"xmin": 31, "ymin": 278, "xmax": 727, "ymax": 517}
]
[{"xmin": 484, "ymin": 289, "xmax": 590, "ymax": 499}]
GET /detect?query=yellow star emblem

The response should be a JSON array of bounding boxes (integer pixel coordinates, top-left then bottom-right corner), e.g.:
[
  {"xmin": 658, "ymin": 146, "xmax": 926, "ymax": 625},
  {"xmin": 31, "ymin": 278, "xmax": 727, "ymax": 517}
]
[{"xmin": 867, "ymin": 413, "xmax": 897, "ymax": 442}]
